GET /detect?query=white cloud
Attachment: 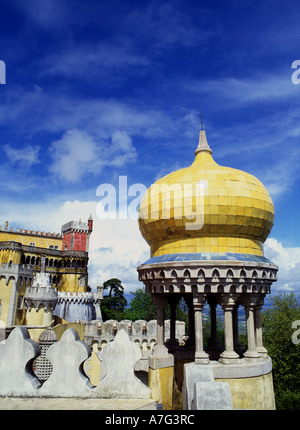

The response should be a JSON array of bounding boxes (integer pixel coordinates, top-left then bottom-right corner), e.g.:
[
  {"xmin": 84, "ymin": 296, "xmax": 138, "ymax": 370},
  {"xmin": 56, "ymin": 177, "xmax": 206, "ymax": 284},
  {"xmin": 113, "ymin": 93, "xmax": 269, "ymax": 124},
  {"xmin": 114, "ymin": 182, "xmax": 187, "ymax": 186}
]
[
  {"xmin": 89, "ymin": 218, "xmax": 149, "ymax": 292},
  {"xmin": 49, "ymin": 128, "xmax": 137, "ymax": 182},
  {"xmin": 109, "ymin": 131, "xmax": 138, "ymax": 167},
  {"xmin": 264, "ymin": 238, "xmax": 300, "ymax": 293},
  {"xmin": 0, "ymin": 88, "xmax": 175, "ymax": 144},
  {"xmin": 49, "ymin": 129, "xmax": 99, "ymax": 182},
  {"xmin": 43, "ymin": 42, "xmax": 149, "ymax": 78},
  {"xmin": 3, "ymin": 144, "xmax": 40, "ymax": 167},
  {"xmin": 185, "ymin": 74, "xmax": 298, "ymax": 106}
]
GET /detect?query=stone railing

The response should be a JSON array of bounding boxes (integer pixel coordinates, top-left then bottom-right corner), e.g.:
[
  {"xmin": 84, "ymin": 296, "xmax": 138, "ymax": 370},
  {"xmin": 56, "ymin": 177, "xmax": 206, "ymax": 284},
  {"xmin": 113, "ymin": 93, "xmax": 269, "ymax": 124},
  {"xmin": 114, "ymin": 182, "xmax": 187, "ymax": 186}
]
[
  {"xmin": 84, "ymin": 318, "xmax": 186, "ymax": 350},
  {"xmin": 0, "ymin": 326, "xmax": 151, "ymax": 400}
]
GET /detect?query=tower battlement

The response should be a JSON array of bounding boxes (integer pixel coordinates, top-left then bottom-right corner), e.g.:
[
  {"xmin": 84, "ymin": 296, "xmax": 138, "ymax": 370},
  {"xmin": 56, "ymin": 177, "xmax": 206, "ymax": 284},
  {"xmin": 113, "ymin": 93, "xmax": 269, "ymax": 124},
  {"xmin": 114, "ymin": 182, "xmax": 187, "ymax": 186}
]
[
  {"xmin": 24, "ymin": 272, "xmax": 58, "ymax": 311},
  {"xmin": 61, "ymin": 216, "xmax": 93, "ymax": 252},
  {"xmin": 61, "ymin": 220, "xmax": 90, "ymax": 234}
]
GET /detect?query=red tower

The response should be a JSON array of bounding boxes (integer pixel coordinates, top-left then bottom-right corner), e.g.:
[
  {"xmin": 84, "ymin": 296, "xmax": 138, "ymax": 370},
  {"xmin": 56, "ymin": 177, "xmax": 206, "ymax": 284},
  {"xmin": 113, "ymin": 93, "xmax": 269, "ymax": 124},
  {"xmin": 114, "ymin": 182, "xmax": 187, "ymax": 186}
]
[{"xmin": 61, "ymin": 216, "xmax": 93, "ymax": 252}]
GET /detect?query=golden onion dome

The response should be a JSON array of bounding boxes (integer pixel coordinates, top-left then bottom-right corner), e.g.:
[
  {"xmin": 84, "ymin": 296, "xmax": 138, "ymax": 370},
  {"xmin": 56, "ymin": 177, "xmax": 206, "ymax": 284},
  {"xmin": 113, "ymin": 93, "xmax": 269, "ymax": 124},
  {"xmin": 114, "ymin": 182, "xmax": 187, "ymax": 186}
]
[{"xmin": 138, "ymin": 130, "xmax": 274, "ymax": 258}]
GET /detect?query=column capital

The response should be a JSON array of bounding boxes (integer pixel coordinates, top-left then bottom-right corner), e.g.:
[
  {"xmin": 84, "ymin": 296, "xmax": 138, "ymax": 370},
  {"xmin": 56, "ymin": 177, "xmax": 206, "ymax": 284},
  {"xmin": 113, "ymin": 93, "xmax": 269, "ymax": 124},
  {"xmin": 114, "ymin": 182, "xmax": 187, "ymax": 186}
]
[
  {"xmin": 151, "ymin": 294, "xmax": 169, "ymax": 308},
  {"xmin": 255, "ymin": 293, "xmax": 266, "ymax": 310},
  {"xmin": 219, "ymin": 293, "xmax": 240, "ymax": 311},
  {"xmin": 239, "ymin": 294, "xmax": 258, "ymax": 310},
  {"xmin": 192, "ymin": 293, "xmax": 206, "ymax": 310},
  {"xmin": 206, "ymin": 295, "xmax": 218, "ymax": 306}
]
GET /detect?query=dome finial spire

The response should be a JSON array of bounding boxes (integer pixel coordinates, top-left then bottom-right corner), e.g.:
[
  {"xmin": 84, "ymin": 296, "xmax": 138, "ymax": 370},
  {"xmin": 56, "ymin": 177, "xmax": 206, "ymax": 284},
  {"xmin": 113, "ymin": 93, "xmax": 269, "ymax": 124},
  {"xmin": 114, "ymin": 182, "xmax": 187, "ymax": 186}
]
[{"xmin": 195, "ymin": 112, "xmax": 212, "ymax": 155}]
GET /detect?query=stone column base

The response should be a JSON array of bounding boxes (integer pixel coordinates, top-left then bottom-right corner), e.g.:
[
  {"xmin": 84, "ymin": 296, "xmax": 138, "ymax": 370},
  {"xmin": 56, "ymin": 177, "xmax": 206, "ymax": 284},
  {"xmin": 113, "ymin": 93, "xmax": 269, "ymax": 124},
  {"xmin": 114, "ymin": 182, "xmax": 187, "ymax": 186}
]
[
  {"xmin": 195, "ymin": 351, "xmax": 210, "ymax": 365},
  {"xmin": 148, "ymin": 354, "xmax": 174, "ymax": 370},
  {"xmin": 219, "ymin": 350, "xmax": 240, "ymax": 365}
]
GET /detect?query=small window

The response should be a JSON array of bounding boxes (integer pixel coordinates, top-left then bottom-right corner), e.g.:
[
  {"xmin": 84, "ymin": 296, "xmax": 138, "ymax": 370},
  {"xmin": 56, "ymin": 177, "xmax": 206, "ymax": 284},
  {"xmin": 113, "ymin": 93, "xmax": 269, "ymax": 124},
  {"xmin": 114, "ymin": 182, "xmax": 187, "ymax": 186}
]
[
  {"xmin": 29, "ymin": 242, "xmax": 36, "ymax": 247},
  {"xmin": 79, "ymin": 276, "xmax": 85, "ymax": 287},
  {"xmin": 49, "ymin": 245, "xmax": 54, "ymax": 249},
  {"xmin": 17, "ymin": 295, "xmax": 23, "ymax": 310}
]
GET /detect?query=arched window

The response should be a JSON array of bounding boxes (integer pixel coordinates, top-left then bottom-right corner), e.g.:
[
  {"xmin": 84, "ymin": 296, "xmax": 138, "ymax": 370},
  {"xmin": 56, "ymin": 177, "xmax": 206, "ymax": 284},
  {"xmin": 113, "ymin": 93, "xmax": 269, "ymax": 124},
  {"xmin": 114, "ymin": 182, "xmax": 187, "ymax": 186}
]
[
  {"xmin": 240, "ymin": 269, "xmax": 246, "ymax": 278},
  {"xmin": 184, "ymin": 269, "xmax": 191, "ymax": 278},
  {"xmin": 198, "ymin": 269, "xmax": 205, "ymax": 279},
  {"xmin": 212, "ymin": 269, "xmax": 220, "ymax": 280}
]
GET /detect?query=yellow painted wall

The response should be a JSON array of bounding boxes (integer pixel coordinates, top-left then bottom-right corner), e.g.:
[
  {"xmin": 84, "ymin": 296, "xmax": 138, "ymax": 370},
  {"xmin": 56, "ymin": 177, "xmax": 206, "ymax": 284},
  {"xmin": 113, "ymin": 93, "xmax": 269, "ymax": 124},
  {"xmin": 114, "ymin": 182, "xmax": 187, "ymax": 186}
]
[
  {"xmin": 0, "ymin": 275, "xmax": 30, "ymax": 326},
  {"xmin": 26, "ymin": 305, "xmax": 47, "ymax": 326},
  {"xmin": 148, "ymin": 366, "xmax": 174, "ymax": 410},
  {"xmin": 160, "ymin": 358, "xmax": 275, "ymax": 410},
  {"xmin": 215, "ymin": 372, "xmax": 276, "ymax": 410},
  {"xmin": 15, "ymin": 278, "xmax": 27, "ymax": 325},
  {"xmin": 0, "ymin": 277, "xmax": 13, "ymax": 325},
  {"xmin": 84, "ymin": 342, "xmax": 101, "ymax": 386},
  {"xmin": 0, "ymin": 231, "xmax": 62, "ymax": 250},
  {"xmin": 60, "ymin": 272, "xmax": 87, "ymax": 293},
  {"xmin": 25, "ymin": 305, "xmax": 55, "ymax": 342},
  {"xmin": 52, "ymin": 322, "xmax": 86, "ymax": 340},
  {"xmin": 0, "ymin": 249, "xmax": 22, "ymax": 266}
]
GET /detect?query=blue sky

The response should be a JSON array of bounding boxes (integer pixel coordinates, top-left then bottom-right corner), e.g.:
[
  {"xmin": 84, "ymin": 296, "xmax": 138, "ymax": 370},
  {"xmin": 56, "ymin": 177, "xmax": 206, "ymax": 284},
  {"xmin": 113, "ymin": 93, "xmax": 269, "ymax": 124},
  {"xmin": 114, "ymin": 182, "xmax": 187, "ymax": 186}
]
[{"xmin": 0, "ymin": 0, "xmax": 300, "ymax": 293}]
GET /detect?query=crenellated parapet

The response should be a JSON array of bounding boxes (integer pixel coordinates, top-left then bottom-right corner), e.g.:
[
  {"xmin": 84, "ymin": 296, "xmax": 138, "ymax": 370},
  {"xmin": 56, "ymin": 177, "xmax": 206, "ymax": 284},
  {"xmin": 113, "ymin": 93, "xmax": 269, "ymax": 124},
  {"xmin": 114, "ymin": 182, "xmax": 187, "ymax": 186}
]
[
  {"xmin": 24, "ymin": 285, "xmax": 58, "ymax": 311},
  {"xmin": 0, "ymin": 225, "xmax": 61, "ymax": 238},
  {"xmin": 53, "ymin": 290, "xmax": 102, "ymax": 322},
  {"xmin": 24, "ymin": 272, "xmax": 58, "ymax": 312},
  {"xmin": 57, "ymin": 291, "xmax": 96, "ymax": 303}
]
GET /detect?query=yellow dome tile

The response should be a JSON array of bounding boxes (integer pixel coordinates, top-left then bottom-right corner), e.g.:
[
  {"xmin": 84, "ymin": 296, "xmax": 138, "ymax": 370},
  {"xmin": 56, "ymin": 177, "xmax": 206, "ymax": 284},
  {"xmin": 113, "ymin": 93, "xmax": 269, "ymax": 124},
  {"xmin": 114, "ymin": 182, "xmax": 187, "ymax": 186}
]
[{"xmin": 139, "ymin": 130, "xmax": 274, "ymax": 258}]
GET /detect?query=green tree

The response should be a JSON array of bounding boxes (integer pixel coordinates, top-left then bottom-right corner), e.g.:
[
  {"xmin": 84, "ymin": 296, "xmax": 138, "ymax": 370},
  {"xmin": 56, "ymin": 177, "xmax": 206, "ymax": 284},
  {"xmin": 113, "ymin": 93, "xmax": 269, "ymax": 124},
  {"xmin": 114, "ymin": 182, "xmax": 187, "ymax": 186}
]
[
  {"xmin": 164, "ymin": 298, "xmax": 189, "ymax": 335},
  {"xmin": 123, "ymin": 288, "xmax": 157, "ymax": 321},
  {"xmin": 101, "ymin": 278, "xmax": 127, "ymax": 321},
  {"xmin": 123, "ymin": 289, "xmax": 189, "ymax": 336},
  {"xmin": 262, "ymin": 293, "xmax": 300, "ymax": 409}
]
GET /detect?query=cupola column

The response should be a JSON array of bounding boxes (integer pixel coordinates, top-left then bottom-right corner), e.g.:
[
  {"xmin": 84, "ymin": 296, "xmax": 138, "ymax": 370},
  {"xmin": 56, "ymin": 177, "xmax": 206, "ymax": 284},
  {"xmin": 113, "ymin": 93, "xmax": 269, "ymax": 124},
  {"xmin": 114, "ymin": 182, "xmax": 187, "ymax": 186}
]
[
  {"xmin": 206, "ymin": 296, "xmax": 222, "ymax": 359},
  {"xmin": 233, "ymin": 303, "xmax": 245, "ymax": 356},
  {"xmin": 240, "ymin": 295, "xmax": 261, "ymax": 361},
  {"xmin": 151, "ymin": 294, "xmax": 169, "ymax": 357},
  {"xmin": 254, "ymin": 294, "xmax": 268, "ymax": 357},
  {"xmin": 219, "ymin": 294, "xmax": 240, "ymax": 364},
  {"xmin": 183, "ymin": 294, "xmax": 195, "ymax": 348},
  {"xmin": 193, "ymin": 293, "xmax": 209, "ymax": 364},
  {"xmin": 167, "ymin": 295, "xmax": 181, "ymax": 352}
]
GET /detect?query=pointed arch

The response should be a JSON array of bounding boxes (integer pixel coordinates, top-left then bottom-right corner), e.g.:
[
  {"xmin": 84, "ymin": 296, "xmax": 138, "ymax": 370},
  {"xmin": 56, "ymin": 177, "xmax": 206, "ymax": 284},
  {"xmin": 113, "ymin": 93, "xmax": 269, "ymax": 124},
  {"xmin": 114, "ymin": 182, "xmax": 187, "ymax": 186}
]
[{"xmin": 184, "ymin": 269, "xmax": 191, "ymax": 278}]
